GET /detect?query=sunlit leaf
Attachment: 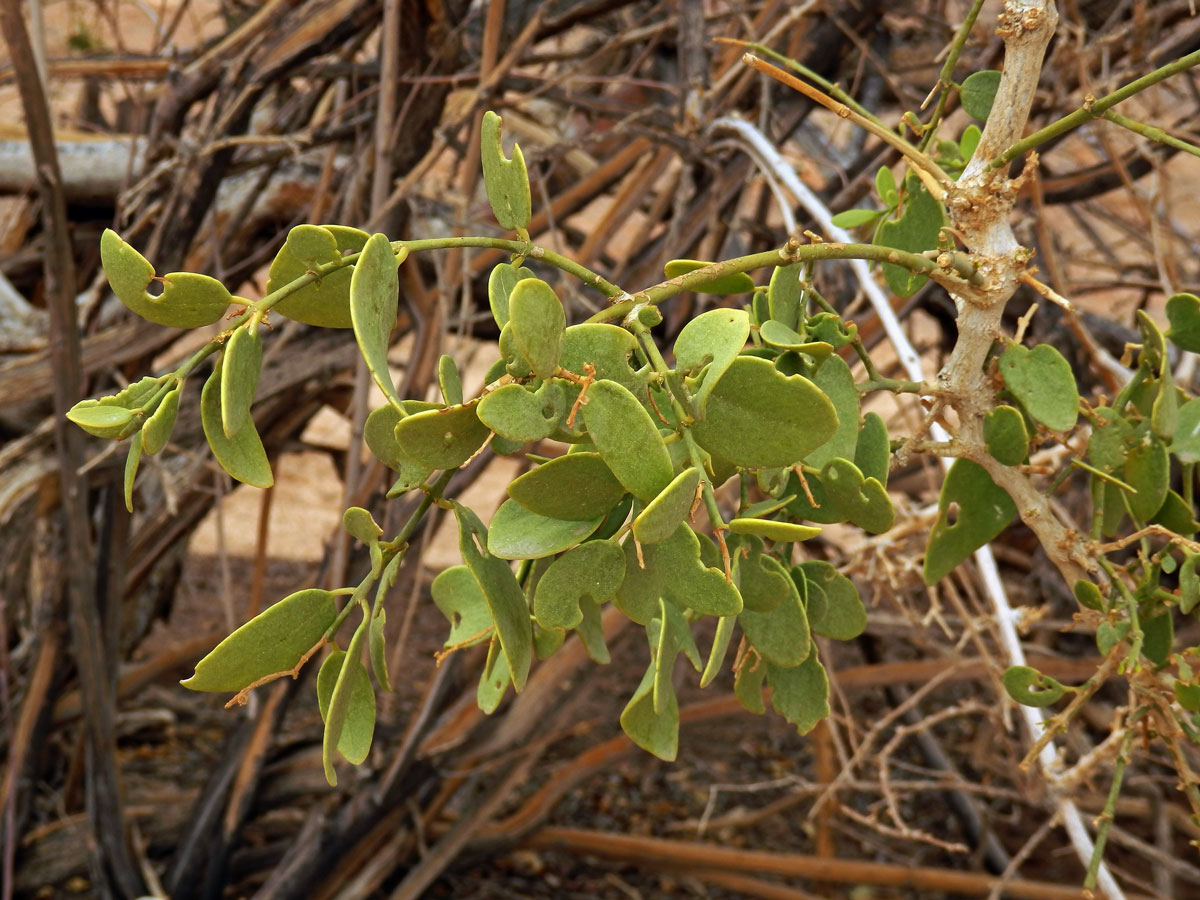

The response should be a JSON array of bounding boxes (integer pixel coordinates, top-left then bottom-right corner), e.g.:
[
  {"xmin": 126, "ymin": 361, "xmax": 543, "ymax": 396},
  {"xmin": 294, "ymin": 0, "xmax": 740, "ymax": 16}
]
[
  {"xmin": 534, "ymin": 539, "xmax": 625, "ymax": 630},
  {"xmin": 350, "ymin": 233, "xmax": 406, "ymax": 411},
  {"xmin": 508, "ymin": 451, "xmax": 627, "ymax": 521},
  {"xmin": 438, "ymin": 354, "xmax": 464, "ymax": 407},
  {"xmin": 100, "ymin": 229, "xmax": 232, "ymax": 327},
  {"xmin": 1166, "ymin": 292, "xmax": 1200, "ymax": 352},
  {"xmin": 984, "ymin": 404, "xmax": 1029, "ymax": 465},
  {"xmin": 487, "ymin": 499, "xmax": 603, "ymax": 559},
  {"xmin": 393, "ymin": 401, "xmax": 490, "ymax": 470},
  {"xmin": 200, "ymin": 363, "xmax": 273, "ymax": 488},
  {"xmin": 673, "ymin": 308, "xmax": 750, "ymax": 413},
  {"xmin": 481, "ymin": 110, "xmax": 532, "ymax": 231},
  {"xmin": 269, "ymin": 225, "xmax": 369, "ymax": 328},
  {"xmin": 142, "ymin": 382, "xmax": 181, "ymax": 455},
  {"xmin": 488, "ymin": 262, "xmax": 535, "ymax": 328},
  {"xmin": 923, "ymin": 459, "xmax": 1015, "ymax": 584},
  {"xmin": 317, "ymin": 647, "xmax": 376, "ymax": 764},
  {"xmin": 663, "ymin": 259, "xmax": 756, "ymax": 295},
  {"xmin": 633, "ymin": 467, "xmax": 700, "ymax": 545}
]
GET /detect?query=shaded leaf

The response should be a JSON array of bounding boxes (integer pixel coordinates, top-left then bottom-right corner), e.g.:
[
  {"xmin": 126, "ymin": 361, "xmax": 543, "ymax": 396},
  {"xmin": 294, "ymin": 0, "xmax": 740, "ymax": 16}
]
[
  {"xmin": 620, "ymin": 663, "xmax": 678, "ymax": 760},
  {"xmin": 806, "ymin": 355, "xmax": 859, "ymax": 469},
  {"xmin": 1124, "ymin": 434, "xmax": 1169, "ymax": 522},
  {"xmin": 123, "ymin": 431, "xmax": 142, "ymax": 513},
  {"xmin": 438, "ymin": 354, "xmax": 463, "ymax": 407},
  {"xmin": 758, "ymin": 319, "xmax": 833, "ymax": 356},
  {"xmin": 1172, "ymin": 398, "xmax": 1200, "ymax": 464},
  {"xmin": 477, "ymin": 637, "xmax": 511, "ymax": 713},
  {"xmin": 534, "ymin": 540, "xmax": 625, "ymax": 630},
  {"xmin": 854, "ymin": 412, "xmax": 890, "ymax": 485},
  {"xmin": 317, "ymin": 647, "xmax": 376, "ymax": 764},
  {"xmin": 767, "ymin": 263, "xmax": 805, "ymax": 329},
  {"xmin": 487, "ymin": 499, "xmax": 602, "ymax": 560},
  {"xmin": 142, "ymin": 382, "xmax": 181, "ymax": 455},
  {"xmin": 508, "ymin": 451, "xmax": 626, "ymax": 520},
  {"xmin": 1002, "ymin": 665, "xmax": 1066, "ymax": 708},
  {"xmin": 393, "ymin": 401, "xmax": 490, "ymax": 470},
  {"xmin": 431, "ymin": 566, "xmax": 493, "ymax": 647},
  {"xmin": 797, "ymin": 560, "xmax": 864, "ymax": 640},
  {"xmin": 615, "ymin": 524, "xmax": 742, "ymax": 623},
  {"xmin": 960, "ymin": 69, "xmax": 1001, "ymax": 120},
  {"xmin": 1166, "ymin": 292, "xmax": 1200, "ymax": 352},
  {"xmin": 100, "ymin": 229, "xmax": 231, "ymax": 327},
  {"xmin": 488, "ymin": 262, "xmax": 535, "ymax": 328},
  {"xmin": 738, "ymin": 566, "xmax": 810, "ymax": 667},
  {"xmin": 478, "ymin": 381, "xmax": 566, "ymax": 443},
  {"xmin": 984, "ymin": 404, "xmax": 1029, "ymax": 465},
  {"xmin": 876, "ymin": 179, "xmax": 943, "ymax": 298}
]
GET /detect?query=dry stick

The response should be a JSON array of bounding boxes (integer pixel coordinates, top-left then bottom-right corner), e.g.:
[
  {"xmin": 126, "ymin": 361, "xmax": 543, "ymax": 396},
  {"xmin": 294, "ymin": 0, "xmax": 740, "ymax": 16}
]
[
  {"xmin": 525, "ymin": 828, "xmax": 1126, "ymax": 900},
  {"xmin": 714, "ymin": 102, "xmax": 1122, "ymax": 894},
  {"xmin": 0, "ymin": 2, "xmax": 147, "ymax": 895}
]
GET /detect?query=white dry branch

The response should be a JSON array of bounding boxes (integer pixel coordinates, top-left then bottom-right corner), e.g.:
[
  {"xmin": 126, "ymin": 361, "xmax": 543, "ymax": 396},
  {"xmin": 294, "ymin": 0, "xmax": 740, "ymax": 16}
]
[{"xmin": 713, "ymin": 34, "xmax": 1125, "ymax": 888}]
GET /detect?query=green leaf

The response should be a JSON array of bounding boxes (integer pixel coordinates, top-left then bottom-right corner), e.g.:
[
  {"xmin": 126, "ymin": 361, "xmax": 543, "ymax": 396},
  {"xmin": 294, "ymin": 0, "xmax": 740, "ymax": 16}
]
[
  {"xmin": 431, "ymin": 565, "xmax": 493, "ymax": 647},
  {"xmin": 582, "ymin": 379, "xmax": 674, "ymax": 502},
  {"xmin": 487, "ymin": 499, "xmax": 602, "ymax": 560},
  {"xmin": 734, "ymin": 653, "xmax": 768, "ymax": 714},
  {"xmin": 797, "ymin": 560, "xmax": 864, "ymax": 640},
  {"xmin": 960, "ymin": 124, "xmax": 982, "ymax": 161},
  {"xmin": 220, "ymin": 327, "xmax": 263, "ymax": 439},
  {"xmin": 477, "ymin": 637, "xmax": 511, "ymax": 713},
  {"xmin": 1175, "ymin": 680, "xmax": 1200, "ymax": 712},
  {"xmin": 700, "ymin": 614, "xmax": 737, "ymax": 687},
  {"xmin": 182, "ymin": 589, "xmax": 337, "ymax": 692},
  {"xmin": 614, "ymin": 524, "xmax": 742, "ymax": 623},
  {"xmin": 767, "ymin": 263, "xmax": 805, "ymax": 329},
  {"xmin": 100, "ymin": 229, "xmax": 232, "ymax": 328},
  {"xmin": 1001, "ymin": 665, "xmax": 1067, "ymax": 708},
  {"xmin": 1124, "ymin": 434, "xmax": 1169, "ymax": 522},
  {"xmin": 633, "ymin": 467, "xmax": 700, "ymax": 545},
  {"xmin": 488, "ymin": 262, "xmax": 536, "ymax": 328},
  {"xmin": 438, "ymin": 354, "xmax": 464, "ymax": 407},
  {"xmin": 663, "ymin": 259, "xmax": 756, "ymax": 295},
  {"xmin": 286, "ymin": 223, "xmax": 339, "ymax": 261},
  {"xmin": 317, "ymin": 647, "xmax": 376, "ymax": 765},
  {"xmin": 758, "ymin": 319, "xmax": 833, "ymax": 356},
  {"xmin": 960, "ymin": 69, "xmax": 1001, "ymax": 120},
  {"xmin": 393, "ymin": 401, "xmax": 490, "ymax": 470},
  {"xmin": 728, "ymin": 518, "xmax": 820, "ymax": 542},
  {"xmin": 477, "ymin": 381, "xmax": 566, "ymax": 444},
  {"xmin": 534, "ymin": 540, "xmax": 625, "ymax": 630},
  {"xmin": 1096, "ymin": 620, "xmax": 1129, "ymax": 657},
  {"xmin": 998, "ymin": 344, "xmax": 1079, "ymax": 432},
  {"xmin": 1088, "ymin": 406, "xmax": 1134, "ymax": 472},
  {"xmin": 876, "ymin": 179, "xmax": 943, "ymax": 298},
  {"xmin": 738, "ymin": 565, "xmax": 810, "ymax": 667},
  {"xmin": 369, "ymin": 607, "xmax": 391, "ymax": 692},
  {"xmin": 1142, "ymin": 611, "xmax": 1173, "ymax": 666},
  {"xmin": 480, "ymin": 110, "xmax": 532, "ymax": 231},
  {"xmin": 577, "ymin": 596, "xmax": 611, "ymax": 663},
  {"xmin": 201, "ymin": 363, "xmax": 273, "ymax": 488},
  {"xmin": 620, "ymin": 663, "xmax": 678, "ymax": 761},
  {"xmin": 66, "ymin": 402, "xmax": 135, "ymax": 439},
  {"xmin": 691, "ymin": 356, "xmax": 838, "ymax": 468},
  {"xmin": 1073, "ymin": 580, "xmax": 1106, "ymax": 612},
  {"xmin": 343, "ymin": 507, "xmax": 382, "ymax": 544},
  {"xmin": 1153, "ymin": 489, "xmax": 1197, "ymax": 537},
  {"xmin": 1152, "ymin": 363, "xmax": 1179, "ymax": 441},
  {"xmin": 142, "ymin": 382, "xmax": 181, "ymax": 455},
  {"xmin": 854, "ymin": 412, "xmax": 890, "ymax": 485},
  {"xmin": 454, "ymin": 504, "xmax": 533, "ymax": 691},
  {"xmin": 923, "ymin": 459, "xmax": 1016, "ymax": 584},
  {"xmin": 508, "ymin": 451, "xmax": 627, "ymax": 520},
  {"xmin": 830, "ymin": 208, "xmax": 882, "ymax": 228},
  {"xmin": 1166, "ymin": 292, "xmax": 1200, "ymax": 352},
  {"xmin": 875, "ymin": 166, "xmax": 898, "ymax": 206},
  {"xmin": 123, "ymin": 431, "xmax": 142, "ymax": 513},
  {"xmin": 506, "ymin": 278, "xmax": 566, "ymax": 380},
  {"xmin": 673, "ymin": 308, "xmax": 751, "ymax": 412},
  {"xmin": 768, "ymin": 651, "xmax": 829, "ymax": 735},
  {"xmin": 729, "ymin": 535, "xmax": 790, "ymax": 612},
  {"xmin": 984, "ymin": 405, "xmax": 1029, "ymax": 465},
  {"xmin": 1172, "ymin": 398, "xmax": 1200, "ymax": 464},
  {"xmin": 269, "ymin": 225, "xmax": 369, "ymax": 328},
  {"xmin": 789, "ymin": 458, "xmax": 893, "ymax": 533},
  {"xmin": 806, "ymin": 355, "xmax": 859, "ymax": 469},
  {"xmin": 1180, "ymin": 555, "xmax": 1200, "ymax": 615},
  {"xmin": 351, "ymin": 233, "xmax": 405, "ymax": 411}
]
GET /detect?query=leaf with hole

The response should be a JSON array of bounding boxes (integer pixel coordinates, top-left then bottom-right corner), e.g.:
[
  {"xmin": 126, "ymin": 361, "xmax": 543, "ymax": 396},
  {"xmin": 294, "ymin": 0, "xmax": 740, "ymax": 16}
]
[
  {"xmin": 481, "ymin": 111, "xmax": 531, "ymax": 231},
  {"xmin": 351, "ymin": 233, "xmax": 405, "ymax": 411},
  {"xmin": 691, "ymin": 356, "xmax": 837, "ymax": 468},
  {"xmin": 100, "ymin": 229, "xmax": 232, "ymax": 327},
  {"xmin": 998, "ymin": 343, "xmax": 1079, "ymax": 432},
  {"xmin": 454, "ymin": 504, "xmax": 532, "ymax": 691},
  {"xmin": 582, "ymin": 379, "xmax": 674, "ymax": 502},
  {"xmin": 220, "ymin": 326, "xmax": 262, "ymax": 439},
  {"xmin": 534, "ymin": 539, "xmax": 625, "ymax": 630},
  {"xmin": 673, "ymin": 308, "xmax": 750, "ymax": 413},
  {"xmin": 431, "ymin": 565, "xmax": 493, "ymax": 648},
  {"xmin": 487, "ymin": 499, "xmax": 603, "ymax": 560},
  {"xmin": 1002, "ymin": 665, "xmax": 1067, "ymax": 708},
  {"xmin": 268, "ymin": 225, "xmax": 370, "ymax": 328},
  {"xmin": 633, "ymin": 467, "xmax": 700, "ymax": 544},
  {"xmin": 182, "ymin": 588, "xmax": 336, "ymax": 692},
  {"xmin": 984, "ymin": 405, "xmax": 1028, "ymax": 465},
  {"xmin": 923, "ymin": 459, "xmax": 1016, "ymax": 584},
  {"xmin": 317, "ymin": 647, "xmax": 376, "ymax": 766},
  {"xmin": 201, "ymin": 363, "xmax": 273, "ymax": 488},
  {"xmin": 960, "ymin": 69, "xmax": 1001, "ymax": 120},
  {"xmin": 393, "ymin": 401, "xmax": 490, "ymax": 470},
  {"xmin": 768, "ymin": 651, "xmax": 828, "ymax": 735},
  {"xmin": 663, "ymin": 259, "xmax": 756, "ymax": 295},
  {"xmin": 508, "ymin": 452, "xmax": 626, "ymax": 521},
  {"xmin": 478, "ymin": 381, "xmax": 566, "ymax": 444}
]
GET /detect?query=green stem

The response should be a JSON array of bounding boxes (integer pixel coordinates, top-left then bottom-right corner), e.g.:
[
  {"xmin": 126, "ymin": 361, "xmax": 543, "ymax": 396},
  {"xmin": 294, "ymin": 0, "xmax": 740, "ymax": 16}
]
[
  {"xmin": 995, "ymin": 46, "xmax": 1200, "ymax": 167},
  {"xmin": 590, "ymin": 242, "xmax": 979, "ymax": 324},
  {"xmin": 918, "ymin": 0, "xmax": 987, "ymax": 153},
  {"xmin": 1102, "ymin": 109, "xmax": 1200, "ymax": 161},
  {"xmin": 1084, "ymin": 721, "xmax": 1138, "ymax": 891}
]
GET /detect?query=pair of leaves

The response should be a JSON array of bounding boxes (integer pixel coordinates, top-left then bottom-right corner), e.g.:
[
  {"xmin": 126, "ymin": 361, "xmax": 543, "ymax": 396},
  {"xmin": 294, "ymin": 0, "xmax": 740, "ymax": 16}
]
[{"xmin": 67, "ymin": 375, "xmax": 162, "ymax": 439}]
